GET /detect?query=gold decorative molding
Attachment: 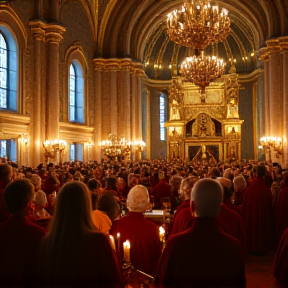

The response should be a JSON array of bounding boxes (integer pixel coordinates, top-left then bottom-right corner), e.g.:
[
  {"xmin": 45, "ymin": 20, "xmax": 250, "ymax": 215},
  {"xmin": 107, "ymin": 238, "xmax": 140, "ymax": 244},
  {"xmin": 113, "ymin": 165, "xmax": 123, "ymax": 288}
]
[
  {"xmin": 44, "ymin": 23, "xmax": 66, "ymax": 43},
  {"xmin": 29, "ymin": 19, "xmax": 46, "ymax": 41}
]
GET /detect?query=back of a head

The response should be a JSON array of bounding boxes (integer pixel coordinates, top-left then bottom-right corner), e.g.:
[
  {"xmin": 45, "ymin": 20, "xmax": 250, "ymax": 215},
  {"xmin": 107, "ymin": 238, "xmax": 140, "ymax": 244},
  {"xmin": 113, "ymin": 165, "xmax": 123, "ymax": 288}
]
[
  {"xmin": 170, "ymin": 175, "xmax": 183, "ymax": 191},
  {"xmin": 105, "ymin": 176, "xmax": 117, "ymax": 189},
  {"xmin": 30, "ymin": 174, "xmax": 42, "ymax": 190},
  {"xmin": 191, "ymin": 178, "xmax": 223, "ymax": 217},
  {"xmin": 34, "ymin": 190, "xmax": 48, "ymax": 208},
  {"xmin": 87, "ymin": 178, "xmax": 100, "ymax": 191},
  {"xmin": 233, "ymin": 175, "xmax": 246, "ymax": 191},
  {"xmin": 209, "ymin": 167, "xmax": 221, "ymax": 179},
  {"xmin": 216, "ymin": 177, "xmax": 233, "ymax": 201},
  {"xmin": 97, "ymin": 190, "xmax": 120, "ymax": 221},
  {"xmin": 50, "ymin": 181, "xmax": 94, "ymax": 234},
  {"xmin": 256, "ymin": 165, "xmax": 266, "ymax": 178},
  {"xmin": 0, "ymin": 163, "xmax": 12, "ymax": 183},
  {"xmin": 4, "ymin": 179, "xmax": 34, "ymax": 214},
  {"xmin": 180, "ymin": 176, "xmax": 198, "ymax": 199},
  {"xmin": 126, "ymin": 185, "xmax": 149, "ymax": 213}
]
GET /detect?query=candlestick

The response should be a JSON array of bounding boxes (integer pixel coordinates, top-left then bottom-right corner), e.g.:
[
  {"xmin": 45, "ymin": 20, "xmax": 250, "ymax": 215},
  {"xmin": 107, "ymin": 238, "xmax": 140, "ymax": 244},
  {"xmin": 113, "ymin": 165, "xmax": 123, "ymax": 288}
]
[
  {"xmin": 123, "ymin": 240, "xmax": 130, "ymax": 263},
  {"xmin": 159, "ymin": 226, "xmax": 166, "ymax": 244},
  {"xmin": 109, "ymin": 235, "xmax": 116, "ymax": 251}
]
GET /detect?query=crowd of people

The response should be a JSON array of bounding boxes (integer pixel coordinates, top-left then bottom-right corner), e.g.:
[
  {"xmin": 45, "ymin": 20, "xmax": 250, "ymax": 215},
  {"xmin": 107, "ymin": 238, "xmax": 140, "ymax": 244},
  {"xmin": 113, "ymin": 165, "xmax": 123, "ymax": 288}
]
[{"xmin": 0, "ymin": 156, "xmax": 288, "ymax": 287}]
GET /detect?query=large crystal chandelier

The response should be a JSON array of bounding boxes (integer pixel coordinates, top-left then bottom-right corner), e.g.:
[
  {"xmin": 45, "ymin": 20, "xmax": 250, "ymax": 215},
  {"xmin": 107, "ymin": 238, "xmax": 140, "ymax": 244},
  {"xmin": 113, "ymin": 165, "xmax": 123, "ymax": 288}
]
[
  {"xmin": 167, "ymin": 0, "xmax": 230, "ymax": 51},
  {"xmin": 167, "ymin": 0, "xmax": 230, "ymax": 102},
  {"xmin": 180, "ymin": 50, "xmax": 225, "ymax": 103}
]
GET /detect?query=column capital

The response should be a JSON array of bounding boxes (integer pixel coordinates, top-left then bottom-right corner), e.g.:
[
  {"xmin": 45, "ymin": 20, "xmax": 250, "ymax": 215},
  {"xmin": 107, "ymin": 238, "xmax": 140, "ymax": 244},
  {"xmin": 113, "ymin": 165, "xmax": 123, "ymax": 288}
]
[
  {"xmin": 29, "ymin": 19, "xmax": 46, "ymax": 41},
  {"xmin": 279, "ymin": 36, "xmax": 288, "ymax": 51},
  {"xmin": 266, "ymin": 38, "xmax": 281, "ymax": 54},
  {"xmin": 257, "ymin": 47, "xmax": 270, "ymax": 62},
  {"xmin": 45, "ymin": 23, "xmax": 66, "ymax": 44}
]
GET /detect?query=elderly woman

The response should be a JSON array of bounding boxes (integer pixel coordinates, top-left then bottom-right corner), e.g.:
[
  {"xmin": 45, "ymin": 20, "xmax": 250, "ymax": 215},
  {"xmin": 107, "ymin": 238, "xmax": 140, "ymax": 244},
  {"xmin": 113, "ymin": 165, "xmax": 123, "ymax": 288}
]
[
  {"xmin": 111, "ymin": 185, "xmax": 161, "ymax": 276},
  {"xmin": 37, "ymin": 181, "xmax": 123, "ymax": 288},
  {"xmin": 232, "ymin": 175, "xmax": 247, "ymax": 205}
]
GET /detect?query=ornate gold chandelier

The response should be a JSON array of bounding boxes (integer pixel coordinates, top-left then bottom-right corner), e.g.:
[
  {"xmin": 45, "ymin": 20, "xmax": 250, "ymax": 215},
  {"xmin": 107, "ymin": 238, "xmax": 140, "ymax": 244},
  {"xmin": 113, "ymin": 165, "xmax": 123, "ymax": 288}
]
[
  {"xmin": 167, "ymin": 0, "xmax": 230, "ymax": 51},
  {"xmin": 167, "ymin": 0, "xmax": 230, "ymax": 102},
  {"xmin": 180, "ymin": 50, "xmax": 225, "ymax": 103}
]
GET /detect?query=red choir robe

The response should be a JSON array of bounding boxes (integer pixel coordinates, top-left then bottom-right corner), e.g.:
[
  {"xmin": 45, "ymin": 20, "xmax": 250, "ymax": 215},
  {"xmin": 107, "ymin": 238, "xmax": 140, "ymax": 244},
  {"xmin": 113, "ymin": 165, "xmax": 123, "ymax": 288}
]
[
  {"xmin": 170, "ymin": 206, "xmax": 231, "ymax": 238},
  {"xmin": 111, "ymin": 211, "xmax": 162, "ymax": 276},
  {"xmin": 274, "ymin": 227, "xmax": 288, "ymax": 287},
  {"xmin": 224, "ymin": 197, "xmax": 243, "ymax": 217},
  {"xmin": 152, "ymin": 179, "xmax": 171, "ymax": 209},
  {"xmin": 275, "ymin": 184, "xmax": 288, "ymax": 245},
  {"xmin": 242, "ymin": 177, "xmax": 274, "ymax": 253},
  {"xmin": 169, "ymin": 199, "xmax": 190, "ymax": 234},
  {"xmin": 0, "ymin": 215, "xmax": 46, "ymax": 287},
  {"xmin": 154, "ymin": 217, "xmax": 246, "ymax": 288},
  {"xmin": 218, "ymin": 204, "xmax": 247, "ymax": 254}
]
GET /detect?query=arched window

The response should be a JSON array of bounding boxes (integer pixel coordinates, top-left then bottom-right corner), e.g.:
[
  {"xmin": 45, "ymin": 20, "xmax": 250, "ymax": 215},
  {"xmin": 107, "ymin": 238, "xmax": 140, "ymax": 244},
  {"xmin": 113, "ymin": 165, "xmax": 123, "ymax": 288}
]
[
  {"xmin": 160, "ymin": 93, "xmax": 166, "ymax": 141},
  {"xmin": 69, "ymin": 60, "xmax": 84, "ymax": 123},
  {"xmin": 0, "ymin": 26, "xmax": 18, "ymax": 111},
  {"xmin": 69, "ymin": 143, "xmax": 83, "ymax": 161}
]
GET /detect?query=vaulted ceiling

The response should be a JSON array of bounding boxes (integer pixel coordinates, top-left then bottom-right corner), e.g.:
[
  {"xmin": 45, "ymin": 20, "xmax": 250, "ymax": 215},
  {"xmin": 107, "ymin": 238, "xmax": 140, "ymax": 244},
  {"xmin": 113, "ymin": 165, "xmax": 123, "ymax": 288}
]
[{"xmin": 82, "ymin": 0, "xmax": 288, "ymax": 79}]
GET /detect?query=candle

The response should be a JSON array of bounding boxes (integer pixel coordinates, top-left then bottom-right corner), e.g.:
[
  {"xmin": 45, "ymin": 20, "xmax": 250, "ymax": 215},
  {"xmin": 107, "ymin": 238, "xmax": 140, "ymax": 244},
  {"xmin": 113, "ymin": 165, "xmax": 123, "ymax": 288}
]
[
  {"xmin": 109, "ymin": 235, "xmax": 116, "ymax": 251},
  {"xmin": 116, "ymin": 233, "xmax": 120, "ymax": 253},
  {"xmin": 123, "ymin": 240, "xmax": 130, "ymax": 263},
  {"xmin": 159, "ymin": 226, "xmax": 166, "ymax": 243}
]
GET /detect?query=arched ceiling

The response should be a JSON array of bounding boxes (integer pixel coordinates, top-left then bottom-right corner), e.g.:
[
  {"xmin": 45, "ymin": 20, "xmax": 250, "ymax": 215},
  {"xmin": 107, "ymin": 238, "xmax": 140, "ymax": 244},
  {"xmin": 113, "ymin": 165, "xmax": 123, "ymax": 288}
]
[{"xmin": 85, "ymin": 0, "xmax": 288, "ymax": 79}]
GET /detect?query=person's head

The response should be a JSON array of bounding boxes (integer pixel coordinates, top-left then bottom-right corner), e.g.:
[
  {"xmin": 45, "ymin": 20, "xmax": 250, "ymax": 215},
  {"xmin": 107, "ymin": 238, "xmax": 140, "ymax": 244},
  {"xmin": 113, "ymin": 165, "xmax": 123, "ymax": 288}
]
[
  {"xmin": 170, "ymin": 175, "xmax": 183, "ymax": 192},
  {"xmin": 105, "ymin": 176, "xmax": 117, "ymax": 190},
  {"xmin": 48, "ymin": 181, "xmax": 95, "ymax": 234},
  {"xmin": 97, "ymin": 190, "xmax": 120, "ymax": 221},
  {"xmin": 128, "ymin": 173, "xmax": 139, "ymax": 187},
  {"xmin": 216, "ymin": 177, "xmax": 233, "ymax": 201},
  {"xmin": 208, "ymin": 167, "xmax": 221, "ymax": 179},
  {"xmin": 126, "ymin": 185, "xmax": 150, "ymax": 213},
  {"xmin": 223, "ymin": 168, "xmax": 233, "ymax": 180},
  {"xmin": 116, "ymin": 177, "xmax": 126, "ymax": 191},
  {"xmin": 233, "ymin": 175, "xmax": 246, "ymax": 191},
  {"xmin": 87, "ymin": 178, "xmax": 101, "ymax": 192},
  {"xmin": 191, "ymin": 178, "xmax": 223, "ymax": 217},
  {"xmin": 34, "ymin": 190, "xmax": 48, "ymax": 210},
  {"xmin": 0, "ymin": 163, "xmax": 12, "ymax": 184},
  {"xmin": 179, "ymin": 176, "xmax": 198, "ymax": 200},
  {"xmin": 4, "ymin": 179, "xmax": 35, "ymax": 216},
  {"xmin": 256, "ymin": 165, "xmax": 266, "ymax": 178},
  {"xmin": 30, "ymin": 174, "xmax": 42, "ymax": 191}
]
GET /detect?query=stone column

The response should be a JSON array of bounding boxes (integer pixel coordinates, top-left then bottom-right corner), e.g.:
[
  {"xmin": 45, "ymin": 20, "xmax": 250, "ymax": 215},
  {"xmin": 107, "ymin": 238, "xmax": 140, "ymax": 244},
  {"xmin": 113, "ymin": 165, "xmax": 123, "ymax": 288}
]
[
  {"xmin": 259, "ymin": 48, "xmax": 271, "ymax": 136},
  {"xmin": 93, "ymin": 59, "xmax": 103, "ymax": 163},
  {"xmin": 44, "ymin": 24, "xmax": 66, "ymax": 140},
  {"xmin": 29, "ymin": 20, "xmax": 46, "ymax": 167},
  {"xmin": 280, "ymin": 37, "xmax": 288, "ymax": 167},
  {"xmin": 110, "ymin": 67, "xmax": 118, "ymax": 135},
  {"xmin": 267, "ymin": 39, "xmax": 282, "ymax": 137}
]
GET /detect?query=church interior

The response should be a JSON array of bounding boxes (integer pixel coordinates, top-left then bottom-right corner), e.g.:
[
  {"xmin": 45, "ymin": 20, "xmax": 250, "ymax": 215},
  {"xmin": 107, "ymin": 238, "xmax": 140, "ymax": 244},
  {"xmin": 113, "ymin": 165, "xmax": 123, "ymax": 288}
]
[
  {"xmin": 1, "ymin": 1, "xmax": 288, "ymax": 287},
  {"xmin": 0, "ymin": 0, "xmax": 287, "ymax": 168}
]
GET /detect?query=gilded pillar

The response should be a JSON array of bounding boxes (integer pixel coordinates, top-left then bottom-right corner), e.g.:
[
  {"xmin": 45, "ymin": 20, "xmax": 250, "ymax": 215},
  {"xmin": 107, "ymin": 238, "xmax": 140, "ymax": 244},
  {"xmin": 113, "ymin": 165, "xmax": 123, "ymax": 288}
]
[
  {"xmin": 45, "ymin": 24, "xmax": 66, "ymax": 140},
  {"xmin": 267, "ymin": 39, "xmax": 282, "ymax": 137}
]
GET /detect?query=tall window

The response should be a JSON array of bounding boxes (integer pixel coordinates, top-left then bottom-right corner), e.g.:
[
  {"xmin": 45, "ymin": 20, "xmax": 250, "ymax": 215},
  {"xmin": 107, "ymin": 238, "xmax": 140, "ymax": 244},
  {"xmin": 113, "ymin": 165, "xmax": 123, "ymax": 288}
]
[
  {"xmin": 0, "ymin": 139, "xmax": 16, "ymax": 162},
  {"xmin": 0, "ymin": 27, "xmax": 18, "ymax": 111},
  {"xmin": 70, "ymin": 143, "xmax": 83, "ymax": 162},
  {"xmin": 69, "ymin": 61, "xmax": 84, "ymax": 123},
  {"xmin": 160, "ymin": 94, "xmax": 166, "ymax": 140}
]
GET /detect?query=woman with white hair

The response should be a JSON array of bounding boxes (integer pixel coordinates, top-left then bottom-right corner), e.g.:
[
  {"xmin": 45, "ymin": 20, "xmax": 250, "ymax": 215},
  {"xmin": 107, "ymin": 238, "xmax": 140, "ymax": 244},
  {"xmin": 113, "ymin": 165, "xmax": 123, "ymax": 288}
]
[{"xmin": 111, "ymin": 185, "xmax": 161, "ymax": 276}]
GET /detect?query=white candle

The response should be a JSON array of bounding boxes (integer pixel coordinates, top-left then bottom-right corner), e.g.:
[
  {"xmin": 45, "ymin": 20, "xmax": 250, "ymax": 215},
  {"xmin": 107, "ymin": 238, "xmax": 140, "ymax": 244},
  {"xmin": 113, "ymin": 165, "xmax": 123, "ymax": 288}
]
[
  {"xmin": 109, "ymin": 235, "xmax": 116, "ymax": 251},
  {"xmin": 123, "ymin": 240, "xmax": 130, "ymax": 263},
  {"xmin": 116, "ymin": 233, "xmax": 120, "ymax": 253}
]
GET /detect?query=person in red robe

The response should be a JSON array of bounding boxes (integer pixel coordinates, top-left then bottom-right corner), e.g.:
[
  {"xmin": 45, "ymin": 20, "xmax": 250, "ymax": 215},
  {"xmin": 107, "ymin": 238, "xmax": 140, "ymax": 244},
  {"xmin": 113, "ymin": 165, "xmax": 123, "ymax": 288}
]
[
  {"xmin": 274, "ymin": 171, "xmax": 288, "ymax": 245},
  {"xmin": 0, "ymin": 163, "xmax": 13, "ymax": 222},
  {"xmin": 0, "ymin": 179, "xmax": 46, "ymax": 288},
  {"xmin": 111, "ymin": 185, "xmax": 161, "ymax": 276},
  {"xmin": 154, "ymin": 178, "xmax": 246, "ymax": 288},
  {"xmin": 242, "ymin": 165, "xmax": 274, "ymax": 254},
  {"xmin": 152, "ymin": 171, "xmax": 171, "ymax": 209},
  {"xmin": 170, "ymin": 176, "xmax": 198, "ymax": 235},
  {"xmin": 216, "ymin": 177, "xmax": 247, "ymax": 254},
  {"xmin": 274, "ymin": 227, "xmax": 288, "ymax": 287}
]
